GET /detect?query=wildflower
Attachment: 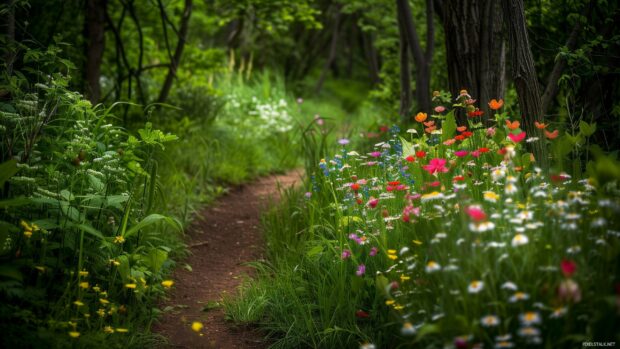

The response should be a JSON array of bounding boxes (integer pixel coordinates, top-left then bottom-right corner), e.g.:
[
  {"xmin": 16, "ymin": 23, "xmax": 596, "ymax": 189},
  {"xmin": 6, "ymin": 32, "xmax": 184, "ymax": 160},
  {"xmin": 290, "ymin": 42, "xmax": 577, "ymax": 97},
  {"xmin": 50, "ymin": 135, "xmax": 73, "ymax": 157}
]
[
  {"xmin": 125, "ymin": 283, "xmax": 137, "ymax": 289},
  {"xmin": 161, "ymin": 280, "xmax": 174, "ymax": 288},
  {"xmin": 550, "ymin": 306, "xmax": 568, "ymax": 318},
  {"xmin": 341, "ymin": 250, "xmax": 351, "ymax": 259},
  {"xmin": 505, "ymin": 183, "xmax": 518, "ymax": 195},
  {"xmin": 415, "ymin": 112, "xmax": 428, "ymax": 123},
  {"xmin": 468, "ymin": 109, "xmax": 484, "ymax": 117},
  {"xmin": 355, "ymin": 309, "xmax": 370, "ymax": 318},
  {"xmin": 468, "ymin": 280, "xmax": 484, "ymax": 294},
  {"xmin": 99, "ymin": 298, "xmax": 109, "ymax": 305},
  {"xmin": 405, "ymin": 155, "xmax": 415, "ymax": 162},
  {"xmin": 484, "ymin": 191, "xmax": 500, "ymax": 203},
  {"xmin": 434, "ymin": 106, "xmax": 446, "ymax": 113},
  {"xmin": 560, "ymin": 259, "xmax": 577, "ymax": 277},
  {"xmin": 544, "ymin": 129, "xmax": 559, "ymax": 139},
  {"xmin": 421, "ymin": 191, "xmax": 444, "ymax": 202},
  {"xmin": 454, "ymin": 150, "xmax": 469, "ymax": 157},
  {"xmin": 191, "ymin": 321, "xmax": 203, "ymax": 332},
  {"xmin": 464, "ymin": 206, "xmax": 486, "ymax": 222},
  {"xmin": 401, "ymin": 322, "xmax": 416, "ymax": 335},
  {"xmin": 338, "ymin": 138, "xmax": 350, "ymax": 145},
  {"xmin": 69, "ymin": 331, "xmax": 80, "ymax": 338},
  {"xmin": 558, "ymin": 279, "xmax": 582, "ymax": 303},
  {"xmin": 491, "ymin": 168, "xmax": 506, "ymax": 181},
  {"xmin": 360, "ymin": 343, "xmax": 376, "ymax": 349},
  {"xmin": 350, "ymin": 183, "xmax": 361, "ymax": 192},
  {"xmin": 535, "ymin": 121, "xmax": 547, "ymax": 129},
  {"xmin": 356, "ymin": 264, "xmax": 366, "ymax": 276},
  {"xmin": 423, "ymin": 158, "xmax": 449, "ymax": 175},
  {"xmin": 96, "ymin": 308, "xmax": 106, "ymax": 317},
  {"xmin": 508, "ymin": 131, "xmax": 526, "ymax": 143},
  {"xmin": 469, "ymin": 221, "xmax": 495, "ymax": 233},
  {"xmin": 79, "ymin": 282, "xmax": 89, "ymax": 289},
  {"xmin": 517, "ymin": 326, "xmax": 541, "ymax": 337},
  {"xmin": 488, "ymin": 99, "xmax": 504, "ymax": 110},
  {"xmin": 113, "ymin": 235, "xmax": 125, "ymax": 244},
  {"xmin": 425, "ymin": 261, "xmax": 441, "ymax": 273},
  {"xmin": 505, "ymin": 120, "xmax": 520, "ymax": 130},
  {"xmin": 74, "ymin": 300, "xmax": 84, "ymax": 307},
  {"xmin": 103, "ymin": 326, "xmax": 114, "ymax": 333},
  {"xmin": 509, "ymin": 292, "xmax": 530, "ymax": 302},
  {"xmin": 487, "ymin": 127, "xmax": 496, "ymax": 137},
  {"xmin": 511, "ymin": 234, "xmax": 529, "ymax": 247},
  {"xmin": 444, "ymin": 138, "xmax": 456, "ymax": 146},
  {"xmin": 416, "ymin": 150, "xmax": 426, "ymax": 158},
  {"xmin": 481, "ymin": 315, "xmax": 500, "ymax": 327},
  {"xmin": 519, "ymin": 311, "xmax": 541, "ymax": 326},
  {"xmin": 495, "ymin": 340, "xmax": 515, "ymax": 348},
  {"xmin": 369, "ymin": 247, "xmax": 378, "ymax": 256},
  {"xmin": 369, "ymin": 151, "xmax": 382, "ymax": 158}
]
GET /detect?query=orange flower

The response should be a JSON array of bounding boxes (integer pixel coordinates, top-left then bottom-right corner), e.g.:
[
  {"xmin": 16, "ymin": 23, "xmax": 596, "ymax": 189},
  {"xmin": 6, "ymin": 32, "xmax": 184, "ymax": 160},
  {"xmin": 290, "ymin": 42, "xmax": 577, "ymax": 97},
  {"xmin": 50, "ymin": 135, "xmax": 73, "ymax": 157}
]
[
  {"xmin": 456, "ymin": 126, "xmax": 467, "ymax": 132},
  {"xmin": 544, "ymin": 129, "xmax": 559, "ymax": 139},
  {"xmin": 425, "ymin": 125, "xmax": 436, "ymax": 133},
  {"xmin": 488, "ymin": 99, "xmax": 504, "ymax": 110},
  {"xmin": 423, "ymin": 120, "xmax": 435, "ymax": 127},
  {"xmin": 534, "ymin": 121, "xmax": 547, "ymax": 129},
  {"xmin": 414, "ymin": 112, "xmax": 428, "ymax": 123},
  {"xmin": 505, "ymin": 120, "xmax": 520, "ymax": 130}
]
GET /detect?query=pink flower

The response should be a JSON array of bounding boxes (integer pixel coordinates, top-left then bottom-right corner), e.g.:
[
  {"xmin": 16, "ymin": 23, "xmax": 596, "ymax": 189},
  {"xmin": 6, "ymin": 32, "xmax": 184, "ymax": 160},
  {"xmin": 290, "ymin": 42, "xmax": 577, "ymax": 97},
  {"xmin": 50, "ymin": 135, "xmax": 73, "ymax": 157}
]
[
  {"xmin": 558, "ymin": 279, "xmax": 581, "ymax": 303},
  {"xmin": 561, "ymin": 259, "xmax": 577, "ymax": 278},
  {"xmin": 508, "ymin": 131, "xmax": 526, "ymax": 143},
  {"xmin": 341, "ymin": 250, "xmax": 351, "ymax": 259},
  {"xmin": 367, "ymin": 197, "xmax": 379, "ymax": 209},
  {"xmin": 356, "ymin": 264, "xmax": 366, "ymax": 276},
  {"xmin": 471, "ymin": 150, "xmax": 481, "ymax": 158},
  {"xmin": 369, "ymin": 151, "xmax": 382, "ymax": 158},
  {"xmin": 402, "ymin": 205, "xmax": 420, "ymax": 222},
  {"xmin": 465, "ymin": 206, "xmax": 487, "ymax": 222},
  {"xmin": 369, "ymin": 247, "xmax": 378, "ymax": 256},
  {"xmin": 454, "ymin": 150, "xmax": 469, "ymax": 157},
  {"xmin": 486, "ymin": 127, "xmax": 496, "ymax": 137},
  {"xmin": 434, "ymin": 106, "xmax": 446, "ymax": 113},
  {"xmin": 423, "ymin": 158, "xmax": 449, "ymax": 175}
]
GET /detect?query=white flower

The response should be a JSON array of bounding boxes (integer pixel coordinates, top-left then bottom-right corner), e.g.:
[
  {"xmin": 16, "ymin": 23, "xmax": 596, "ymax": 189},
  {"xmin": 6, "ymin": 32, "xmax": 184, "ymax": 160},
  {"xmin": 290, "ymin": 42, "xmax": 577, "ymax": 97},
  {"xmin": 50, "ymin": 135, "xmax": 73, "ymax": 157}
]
[
  {"xmin": 400, "ymin": 322, "xmax": 416, "ymax": 336},
  {"xmin": 468, "ymin": 280, "xmax": 484, "ymax": 294},
  {"xmin": 511, "ymin": 234, "xmax": 529, "ymax": 247},
  {"xmin": 509, "ymin": 292, "xmax": 530, "ymax": 303},
  {"xmin": 501, "ymin": 281, "xmax": 518, "ymax": 291},
  {"xmin": 425, "ymin": 261, "xmax": 441, "ymax": 273},
  {"xmin": 481, "ymin": 315, "xmax": 500, "ymax": 327},
  {"xmin": 519, "ymin": 312, "xmax": 541, "ymax": 326}
]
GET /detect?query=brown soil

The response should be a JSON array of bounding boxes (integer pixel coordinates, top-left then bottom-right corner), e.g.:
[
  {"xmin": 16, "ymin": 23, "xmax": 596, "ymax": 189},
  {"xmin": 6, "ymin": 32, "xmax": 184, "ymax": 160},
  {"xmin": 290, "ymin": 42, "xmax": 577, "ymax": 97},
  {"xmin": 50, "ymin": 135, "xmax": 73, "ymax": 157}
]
[{"xmin": 153, "ymin": 170, "xmax": 303, "ymax": 348}]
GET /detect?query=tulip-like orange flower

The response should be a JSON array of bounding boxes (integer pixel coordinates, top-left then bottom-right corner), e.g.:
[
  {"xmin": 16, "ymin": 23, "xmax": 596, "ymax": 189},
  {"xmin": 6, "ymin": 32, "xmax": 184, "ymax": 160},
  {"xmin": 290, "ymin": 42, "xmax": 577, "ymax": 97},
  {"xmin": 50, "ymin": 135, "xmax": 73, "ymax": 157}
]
[
  {"xmin": 544, "ymin": 129, "xmax": 559, "ymax": 139},
  {"xmin": 414, "ymin": 112, "xmax": 428, "ymax": 123},
  {"xmin": 534, "ymin": 121, "xmax": 547, "ymax": 129},
  {"xmin": 456, "ymin": 126, "xmax": 467, "ymax": 132},
  {"xmin": 505, "ymin": 120, "xmax": 520, "ymax": 130},
  {"xmin": 488, "ymin": 99, "xmax": 504, "ymax": 110}
]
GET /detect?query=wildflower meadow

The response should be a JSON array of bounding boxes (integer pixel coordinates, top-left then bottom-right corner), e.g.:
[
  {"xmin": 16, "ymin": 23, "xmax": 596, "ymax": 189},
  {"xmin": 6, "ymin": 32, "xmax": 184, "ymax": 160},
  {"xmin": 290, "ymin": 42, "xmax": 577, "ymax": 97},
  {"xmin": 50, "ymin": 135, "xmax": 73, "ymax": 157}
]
[{"xmin": 2, "ymin": 0, "xmax": 620, "ymax": 348}]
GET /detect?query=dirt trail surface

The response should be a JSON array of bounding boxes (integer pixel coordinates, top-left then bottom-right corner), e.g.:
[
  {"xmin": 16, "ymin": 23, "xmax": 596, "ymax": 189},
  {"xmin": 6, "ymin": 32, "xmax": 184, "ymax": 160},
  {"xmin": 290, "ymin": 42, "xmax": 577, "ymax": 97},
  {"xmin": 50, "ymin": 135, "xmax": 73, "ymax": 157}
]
[{"xmin": 154, "ymin": 170, "xmax": 303, "ymax": 348}]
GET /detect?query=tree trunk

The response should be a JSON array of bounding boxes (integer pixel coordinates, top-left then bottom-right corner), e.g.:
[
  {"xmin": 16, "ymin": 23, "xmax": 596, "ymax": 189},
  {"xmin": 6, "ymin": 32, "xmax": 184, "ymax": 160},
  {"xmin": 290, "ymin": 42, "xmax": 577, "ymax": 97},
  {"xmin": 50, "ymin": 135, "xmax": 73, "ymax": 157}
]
[
  {"xmin": 442, "ymin": 0, "xmax": 505, "ymax": 121},
  {"xmin": 4, "ymin": 0, "xmax": 16, "ymax": 78},
  {"xmin": 157, "ymin": 0, "xmax": 192, "ymax": 104},
  {"xmin": 502, "ymin": 0, "xmax": 546, "ymax": 165},
  {"xmin": 84, "ymin": 0, "xmax": 107, "ymax": 104},
  {"xmin": 398, "ymin": 9, "xmax": 412, "ymax": 121},
  {"xmin": 361, "ymin": 31, "xmax": 381, "ymax": 86},
  {"xmin": 315, "ymin": 4, "xmax": 342, "ymax": 94}
]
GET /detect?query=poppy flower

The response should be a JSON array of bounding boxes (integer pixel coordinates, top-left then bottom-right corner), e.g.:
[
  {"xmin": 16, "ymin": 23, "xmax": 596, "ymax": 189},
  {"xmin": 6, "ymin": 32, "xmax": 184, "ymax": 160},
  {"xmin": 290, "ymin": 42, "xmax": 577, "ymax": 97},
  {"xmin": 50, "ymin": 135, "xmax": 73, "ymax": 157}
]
[
  {"xmin": 414, "ymin": 112, "xmax": 428, "ymax": 123},
  {"xmin": 478, "ymin": 147, "xmax": 490, "ymax": 153},
  {"xmin": 535, "ymin": 121, "xmax": 547, "ymax": 129},
  {"xmin": 545, "ymin": 129, "xmax": 559, "ymax": 139},
  {"xmin": 461, "ymin": 131, "xmax": 473, "ymax": 138},
  {"xmin": 561, "ymin": 259, "xmax": 577, "ymax": 278},
  {"xmin": 416, "ymin": 150, "xmax": 426, "ymax": 158},
  {"xmin": 454, "ymin": 135, "xmax": 465, "ymax": 141},
  {"xmin": 467, "ymin": 109, "xmax": 484, "ymax": 117},
  {"xmin": 405, "ymin": 155, "xmax": 415, "ymax": 162},
  {"xmin": 506, "ymin": 120, "xmax": 520, "ymax": 130},
  {"xmin": 350, "ymin": 183, "xmax": 360, "ymax": 191},
  {"xmin": 508, "ymin": 132, "xmax": 526, "ymax": 143},
  {"xmin": 488, "ymin": 99, "xmax": 504, "ymax": 110}
]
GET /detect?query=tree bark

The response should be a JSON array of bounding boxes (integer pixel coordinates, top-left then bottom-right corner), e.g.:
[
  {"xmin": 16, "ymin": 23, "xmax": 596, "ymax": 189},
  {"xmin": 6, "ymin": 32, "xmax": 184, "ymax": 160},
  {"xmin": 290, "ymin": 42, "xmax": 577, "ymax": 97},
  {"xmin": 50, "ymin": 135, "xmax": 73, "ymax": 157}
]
[
  {"xmin": 84, "ymin": 0, "xmax": 107, "ymax": 104},
  {"xmin": 157, "ymin": 0, "xmax": 192, "ymax": 104},
  {"xmin": 502, "ymin": 0, "xmax": 546, "ymax": 164},
  {"xmin": 361, "ymin": 31, "xmax": 381, "ymax": 85},
  {"xmin": 442, "ymin": 0, "xmax": 505, "ymax": 121}
]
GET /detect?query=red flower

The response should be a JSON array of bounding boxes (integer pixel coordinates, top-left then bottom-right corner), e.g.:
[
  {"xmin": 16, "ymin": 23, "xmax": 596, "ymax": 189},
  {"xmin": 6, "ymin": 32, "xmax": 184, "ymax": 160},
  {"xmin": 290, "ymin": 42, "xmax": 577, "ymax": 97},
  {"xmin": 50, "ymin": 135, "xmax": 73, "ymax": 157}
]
[
  {"xmin": 379, "ymin": 125, "xmax": 389, "ymax": 133},
  {"xmin": 478, "ymin": 147, "xmax": 490, "ymax": 153},
  {"xmin": 350, "ymin": 183, "xmax": 360, "ymax": 191},
  {"xmin": 355, "ymin": 310, "xmax": 370, "ymax": 318},
  {"xmin": 467, "ymin": 109, "xmax": 484, "ymax": 117},
  {"xmin": 453, "ymin": 175, "xmax": 465, "ymax": 182},
  {"xmin": 454, "ymin": 135, "xmax": 465, "ymax": 141},
  {"xmin": 416, "ymin": 150, "xmax": 426, "ymax": 159},
  {"xmin": 464, "ymin": 206, "xmax": 487, "ymax": 222},
  {"xmin": 561, "ymin": 259, "xmax": 577, "ymax": 278},
  {"xmin": 405, "ymin": 155, "xmax": 415, "ymax": 162},
  {"xmin": 508, "ymin": 131, "xmax": 526, "ymax": 143},
  {"xmin": 461, "ymin": 131, "xmax": 473, "ymax": 138}
]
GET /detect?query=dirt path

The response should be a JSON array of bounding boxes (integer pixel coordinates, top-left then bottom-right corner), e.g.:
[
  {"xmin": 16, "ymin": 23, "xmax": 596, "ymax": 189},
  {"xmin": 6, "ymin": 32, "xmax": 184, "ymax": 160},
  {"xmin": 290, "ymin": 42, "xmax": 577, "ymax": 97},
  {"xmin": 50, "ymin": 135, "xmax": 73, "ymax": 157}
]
[{"xmin": 153, "ymin": 170, "xmax": 303, "ymax": 348}]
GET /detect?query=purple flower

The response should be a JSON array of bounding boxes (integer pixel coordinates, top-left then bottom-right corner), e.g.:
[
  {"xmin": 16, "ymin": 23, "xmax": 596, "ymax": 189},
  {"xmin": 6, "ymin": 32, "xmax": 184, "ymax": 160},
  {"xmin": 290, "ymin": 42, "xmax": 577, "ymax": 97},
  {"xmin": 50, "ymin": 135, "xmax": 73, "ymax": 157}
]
[
  {"xmin": 369, "ymin": 247, "xmax": 378, "ymax": 256},
  {"xmin": 356, "ymin": 264, "xmax": 366, "ymax": 276},
  {"xmin": 338, "ymin": 138, "xmax": 350, "ymax": 145},
  {"xmin": 304, "ymin": 192, "xmax": 312, "ymax": 199},
  {"xmin": 341, "ymin": 250, "xmax": 351, "ymax": 259},
  {"xmin": 348, "ymin": 233, "xmax": 363, "ymax": 245},
  {"xmin": 369, "ymin": 151, "xmax": 382, "ymax": 158}
]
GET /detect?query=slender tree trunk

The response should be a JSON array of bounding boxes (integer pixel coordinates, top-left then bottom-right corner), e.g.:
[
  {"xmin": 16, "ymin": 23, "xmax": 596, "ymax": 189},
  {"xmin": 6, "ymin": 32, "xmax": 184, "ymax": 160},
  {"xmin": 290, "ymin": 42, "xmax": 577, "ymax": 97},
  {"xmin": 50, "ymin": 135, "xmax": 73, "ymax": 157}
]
[
  {"xmin": 361, "ymin": 32, "xmax": 381, "ymax": 85},
  {"xmin": 4, "ymin": 0, "xmax": 16, "ymax": 78},
  {"xmin": 157, "ymin": 0, "xmax": 192, "ymax": 104},
  {"xmin": 442, "ymin": 0, "xmax": 505, "ymax": 121},
  {"xmin": 398, "ymin": 9, "xmax": 412, "ymax": 121},
  {"xmin": 315, "ymin": 4, "xmax": 342, "ymax": 94},
  {"xmin": 502, "ymin": 0, "xmax": 546, "ymax": 165},
  {"xmin": 84, "ymin": 0, "xmax": 107, "ymax": 104}
]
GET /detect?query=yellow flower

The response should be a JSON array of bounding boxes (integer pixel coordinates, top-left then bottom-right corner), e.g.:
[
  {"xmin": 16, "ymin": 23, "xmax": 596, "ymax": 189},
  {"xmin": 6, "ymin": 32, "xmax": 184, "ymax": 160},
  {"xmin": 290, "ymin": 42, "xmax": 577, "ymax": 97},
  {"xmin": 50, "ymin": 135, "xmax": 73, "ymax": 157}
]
[
  {"xmin": 191, "ymin": 321, "xmax": 203, "ymax": 332},
  {"xmin": 73, "ymin": 300, "xmax": 84, "ymax": 307},
  {"xmin": 113, "ymin": 236, "xmax": 125, "ymax": 244},
  {"xmin": 68, "ymin": 331, "xmax": 80, "ymax": 338},
  {"xmin": 24, "ymin": 230, "xmax": 32, "ymax": 238},
  {"xmin": 109, "ymin": 259, "xmax": 120, "ymax": 266},
  {"xmin": 385, "ymin": 300, "xmax": 395, "ymax": 306},
  {"xmin": 103, "ymin": 326, "xmax": 114, "ymax": 334},
  {"xmin": 412, "ymin": 240, "xmax": 423, "ymax": 245},
  {"xmin": 92, "ymin": 286, "xmax": 101, "ymax": 292},
  {"xmin": 96, "ymin": 308, "xmax": 106, "ymax": 317},
  {"xmin": 79, "ymin": 270, "xmax": 89, "ymax": 277},
  {"xmin": 387, "ymin": 249, "xmax": 397, "ymax": 254},
  {"xmin": 125, "ymin": 283, "xmax": 137, "ymax": 289},
  {"xmin": 20, "ymin": 220, "xmax": 32, "ymax": 231},
  {"xmin": 115, "ymin": 328, "xmax": 128, "ymax": 333},
  {"xmin": 394, "ymin": 305, "xmax": 404, "ymax": 310},
  {"xmin": 400, "ymin": 274, "xmax": 411, "ymax": 282},
  {"xmin": 483, "ymin": 191, "xmax": 499, "ymax": 203},
  {"xmin": 161, "ymin": 280, "xmax": 174, "ymax": 288},
  {"xmin": 99, "ymin": 298, "xmax": 110, "ymax": 305},
  {"xmin": 388, "ymin": 254, "xmax": 398, "ymax": 260},
  {"xmin": 79, "ymin": 282, "xmax": 89, "ymax": 289}
]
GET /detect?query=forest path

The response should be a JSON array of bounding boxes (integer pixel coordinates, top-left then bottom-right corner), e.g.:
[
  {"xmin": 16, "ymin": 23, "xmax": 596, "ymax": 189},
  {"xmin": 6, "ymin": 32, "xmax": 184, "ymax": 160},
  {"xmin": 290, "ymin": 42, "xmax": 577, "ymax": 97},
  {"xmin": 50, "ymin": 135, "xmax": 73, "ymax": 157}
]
[{"xmin": 153, "ymin": 170, "xmax": 303, "ymax": 348}]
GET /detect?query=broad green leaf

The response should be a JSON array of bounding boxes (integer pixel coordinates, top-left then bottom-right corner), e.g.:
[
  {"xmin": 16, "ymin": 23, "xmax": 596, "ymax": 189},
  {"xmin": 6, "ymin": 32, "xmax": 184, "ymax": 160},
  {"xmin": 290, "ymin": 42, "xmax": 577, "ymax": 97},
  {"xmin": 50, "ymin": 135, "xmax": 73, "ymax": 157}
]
[
  {"xmin": 123, "ymin": 214, "xmax": 181, "ymax": 238},
  {"xmin": 145, "ymin": 249, "xmax": 168, "ymax": 273},
  {"xmin": 579, "ymin": 120, "xmax": 596, "ymax": 137},
  {"xmin": 0, "ymin": 159, "xmax": 18, "ymax": 187},
  {"xmin": 306, "ymin": 245, "xmax": 323, "ymax": 258},
  {"xmin": 441, "ymin": 110, "xmax": 456, "ymax": 141}
]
